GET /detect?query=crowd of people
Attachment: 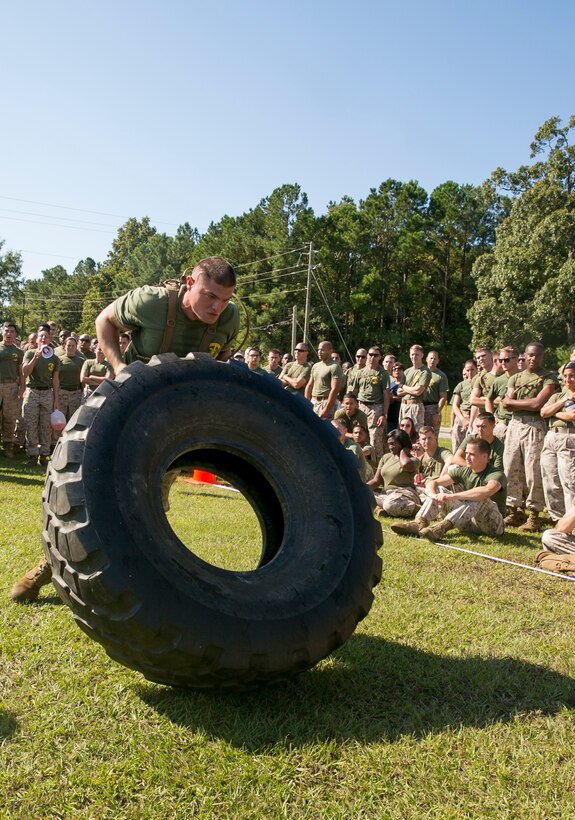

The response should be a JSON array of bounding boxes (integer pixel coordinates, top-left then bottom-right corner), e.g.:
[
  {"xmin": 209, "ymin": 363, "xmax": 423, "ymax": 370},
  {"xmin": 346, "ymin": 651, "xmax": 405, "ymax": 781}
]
[{"xmin": 3, "ymin": 256, "xmax": 575, "ymax": 602}]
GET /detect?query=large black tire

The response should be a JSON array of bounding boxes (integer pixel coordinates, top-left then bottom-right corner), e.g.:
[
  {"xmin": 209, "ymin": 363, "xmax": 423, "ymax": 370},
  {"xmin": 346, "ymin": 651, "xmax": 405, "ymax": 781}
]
[{"xmin": 41, "ymin": 354, "xmax": 382, "ymax": 689}]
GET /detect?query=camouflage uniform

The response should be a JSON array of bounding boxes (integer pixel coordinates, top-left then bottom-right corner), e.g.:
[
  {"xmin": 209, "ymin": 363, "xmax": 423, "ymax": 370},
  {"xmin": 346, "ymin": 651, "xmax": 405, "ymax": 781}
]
[
  {"xmin": 308, "ymin": 359, "xmax": 343, "ymax": 420},
  {"xmin": 373, "ymin": 452, "xmax": 421, "ymax": 517},
  {"xmin": 450, "ymin": 378, "xmax": 473, "ymax": 452},
  {"xmin": 399, "ymin": 364, "xmax": 431, "ymax": 432},
  {"xmin": 356, "ymin": 366, "xmax": 389, "ymax": 460},
  {"xmin": 22, "ymin": 351, "xmax": 60, "ymax": 457},
  {"xmin": 504, "ymin": 368, "xmax": 559, "ymax": 513},
  {"xmin": 0, "ymin": 342, "xmax": 23, "ymax": 447},
  {"xmin": 422, "ymin": 368, "xmax": 449, "ymax": 432},
  {"xmin": 541, "ymin": 528, "xmax": 575, "ymax": 554},
  {"xmin": 486, "ymin": 373, "xmax": 512, "ymax": 441},
  {"xmin": 540, "ymin": 388, "xmax": 575, "ymax": 521}
]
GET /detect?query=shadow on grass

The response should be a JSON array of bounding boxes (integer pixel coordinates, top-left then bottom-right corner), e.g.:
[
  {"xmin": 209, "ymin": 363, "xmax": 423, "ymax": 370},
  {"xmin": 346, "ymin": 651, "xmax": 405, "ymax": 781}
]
[
  {"xmin": 0, "ymin": 709, "xmax": 19, "ymax": 741},
  {"xmin": 136, "ymin": 634, "xmax": 575, "ymax": 748}
]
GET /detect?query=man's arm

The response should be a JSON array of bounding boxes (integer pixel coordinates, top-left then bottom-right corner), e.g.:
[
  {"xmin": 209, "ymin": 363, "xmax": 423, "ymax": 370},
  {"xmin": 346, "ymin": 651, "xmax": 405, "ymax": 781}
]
[
  {"xmin": 503, "ymin": 382, "xmax": 557, "ymax": 412},
  {"xmin": 556, "ymin": 505, "xmax": 575, "ymax": 534},
  {"xmin": 451, "ymin": 446, "xmax": 467, "ymax": 468},
  {"xmin": 52, "ymin": 371, "xmax": 60, "ymax": 411},
  {"xmin": 446, "ymin": 479, "xmax": 501, "ymax": 504},
  {"xmin": 95, "ymin": 303, "xmax": 130, "ymax": 375},
  {"xmin": 304, "ymin": 370, "xmax": 314, "ymax": 401},
  {"xmin": 321, "ymin": 376, "xmax": 342, "ymax": 418}
]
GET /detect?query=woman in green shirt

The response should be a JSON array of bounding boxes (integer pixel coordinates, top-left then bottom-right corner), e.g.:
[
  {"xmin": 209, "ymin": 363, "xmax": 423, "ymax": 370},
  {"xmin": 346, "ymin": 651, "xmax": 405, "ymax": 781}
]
[{"xmin": 367, "ymin": 430, "xmax": 421, "ymax": 518}]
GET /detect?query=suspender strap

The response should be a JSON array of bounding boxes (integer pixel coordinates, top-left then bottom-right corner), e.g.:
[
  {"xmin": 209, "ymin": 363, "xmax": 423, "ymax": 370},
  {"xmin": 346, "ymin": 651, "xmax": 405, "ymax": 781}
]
[{"xmin": 159, "ymin": 284, "xmax": 179, "ymax": 354}]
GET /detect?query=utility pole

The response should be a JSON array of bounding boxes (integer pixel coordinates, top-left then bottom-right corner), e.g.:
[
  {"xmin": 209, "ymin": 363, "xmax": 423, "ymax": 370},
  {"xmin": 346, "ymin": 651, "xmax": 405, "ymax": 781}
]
[
  {"xmin": 303, "ymin": 241, "xmax": 313, "ymax": 344},
  {"xmin": 291, "ymin": 305, "xmax": 297, "ymax": 351}
]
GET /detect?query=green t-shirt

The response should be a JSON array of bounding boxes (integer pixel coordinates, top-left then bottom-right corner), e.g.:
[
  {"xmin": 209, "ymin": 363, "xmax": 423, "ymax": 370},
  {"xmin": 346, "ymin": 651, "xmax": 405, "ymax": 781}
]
[
  {"xmin": 334, "ymin": 406, "xmax": 368, "ymax": 433},
  {"xmin": 507, "ymin": 368, "xmax": 560, "ymax": 417},
  {"xmin": 542, "ymin": 387, "xmax": 575, "ymax": 429},
  {"xmin": 114, "ymin": 285, "xmax": 240, "ymax": 362},
  {"xmin": 452, "ymin": 379, "xmax": 474, "ymax": 413},
  {"xmin": 472, "ymin": 371, "xmax": 497, "ymax": 397},
  {"xmin": 310, "ymin": 360, "xmax": 343, "ymax": 399},
  {"xmin": 263, "ymin": 365, "xmax": 282, "ymax": 377},
  {"xmin": 0, "ymin": 343, "xmax": 23, "ymax": 381},
  {"xmin": 419, "ymin": 446, "xmax": 451, "ymax": 480},
  {"xmin": 447, "ymin": 463, "xmax": 507, "ymax": 515},
  {"xmin": 376, "ymin": 453, "xmax": 419, "ymax": 490},
  {"xmin": 355, "ymin": 367, "xmax": 389, "ymax": 403},
  {"xmin": 423, "ymin": 369, "xmax": 449, "ymax": 404},
  {"xmin": 345, "ymin": 364, "xmax": 365, "ymax": 396},
  {"xmin": 23, "ymin": 349, "xmax": 60, "ymax": 389},
  {"xmin": 458, "ymin": 435, "xmax": 504, "ymax": 470},
  {"xmin": 280, "ymin": 361, "xmax": 311, "ymax": 394},
  {"xmin": 344, "ymin": 439, "xmax": 372, "ymax": 483},
  {"xmin": 403, "ymin": 364, "xmax": 431, "ymax": 398},
  {"xmin": 82, "ymin": 358, "xmax": 112, "ymax": 394},
  {"xmin": 57, "ymin": 352, "xmax": 85, "ymax": 390},
  {"xmin": 486, "ymin": 373, "xmax": 511, "ymax": 422}
]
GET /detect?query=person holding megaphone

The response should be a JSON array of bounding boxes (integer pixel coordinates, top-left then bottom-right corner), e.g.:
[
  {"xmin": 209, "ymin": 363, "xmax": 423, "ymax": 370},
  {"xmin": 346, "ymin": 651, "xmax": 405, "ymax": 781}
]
[{"xmin": 21, "ymin": 326, "xmax": 61, "ymax": 467}]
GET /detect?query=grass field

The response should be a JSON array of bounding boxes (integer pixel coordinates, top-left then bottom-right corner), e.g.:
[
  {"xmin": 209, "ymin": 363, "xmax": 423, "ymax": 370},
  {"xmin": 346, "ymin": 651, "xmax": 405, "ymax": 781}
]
[{"xmin": 1, "ymin": 453, "xmax": 575, "ymax": 819}]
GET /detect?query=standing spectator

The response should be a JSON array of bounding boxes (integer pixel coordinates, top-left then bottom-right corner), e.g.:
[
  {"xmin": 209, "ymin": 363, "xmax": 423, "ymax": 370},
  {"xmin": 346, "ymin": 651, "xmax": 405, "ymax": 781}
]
[
  {"xmin": 502, "ymin": 342, "xmax": 559, "ymax": 531},
  {"xmin": 387, "ymin": 361, "xmax": 404, "ymax": 433},
  {"xmin": 279, "ymin": 343, "xmax": 311, "ymax": 395},
  {"xmin": 422, "ymin": 350, "xmax": 449, "ymax": 433},
  {"xmin": 81, "ymin": 344, "xmax": 113, "ymax": 399},
  {"xmin": 397, "ymin": 344, "xmax": 431, "ymax": 432},
  {"xmin": 355, "ymin": 347, "xmax": 390, "ymax": 461},
  {"xmin": 264, "ymin": 349, "xmax": 282, "ymax": 376},
  {"xmin": 305, "ymin": 340, "xmax": 343, "ymax": 420},
  {"xmin": 0, "ymin": 321, "xmax": 24, "ymax": 458},
  {"xmin": 450, "ymin": 360, "xmax": 478, "ymax": 452},
  {"xmin": 22, "ymin": 327, "xmax": 61, "ymax": 466},
  {"xmin": 56, "ymin": 336, "xmax": 85, "ymax": 425},
  {"xmin": 346, "ymin": 348, "xmax": 368, "ymax": 396},
  {"xmin": 540, "ymin": 361, "xmax": 575, "ymax": 521},
  {"xmin": 281, "ymin": 352, "xmax": 293, "ymax": 367},
  {"xmin": 78, "ymin": 334, "xmax": 96, "ymax": 360},
  {"xmin": 245, "ymin": 347, "xmax": 265, "ymax": 373},
  {"xmin": 485, "ymin": 346, "xmax": 520, "ymax": 440},
  {"xmin": 119, "ymin": 331, "xmax": 131, "ymax": 357},
  {"xmin": 468, "ymin": 348, "xmax": 502, "ymax": 430}
]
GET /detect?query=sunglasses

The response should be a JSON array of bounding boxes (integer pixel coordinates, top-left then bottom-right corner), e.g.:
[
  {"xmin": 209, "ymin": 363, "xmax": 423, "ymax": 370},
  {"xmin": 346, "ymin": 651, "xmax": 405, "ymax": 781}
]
[
  {"xmin": 367, "ymin": 353, "xmax": 380, "ymax": 357},
  {"xmin": 499, "ymin": 357, "xmax": 516, "ymax": 363},
  {"xmin": 294, "ymin": 348, "xmax": 307, "ymax": 353}
]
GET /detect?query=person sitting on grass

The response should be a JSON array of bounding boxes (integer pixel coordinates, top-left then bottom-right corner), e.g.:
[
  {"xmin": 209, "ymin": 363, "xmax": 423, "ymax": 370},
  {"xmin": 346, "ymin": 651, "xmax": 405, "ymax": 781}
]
[
  {"xmin": 352, "ymin": 423, "xmax": 377, "ymax": 473},
  {"xmin": 541, "ymin": 503, "xmax": 575, "ymax": 555},
  {"xmin": 331, "ymin": 419, "xmax": 372, "ymax": 483},
  {"xmin": 367, "ymin": 429, "xmax": 420, "ymax": 518},
  {"xmin": 450, "ymin": 411, "xmax": 504, "ymax": 470},
  {"xmin": 410, "ymin": 425, "xmax": 452, "ymax": 500},
  {"xmin": 398, "ymin": 416, "xmax": 418, "ymax": 445},
  {"xmin": 391, "ymin": 437, "xmax": 507, "ymax": 541}
]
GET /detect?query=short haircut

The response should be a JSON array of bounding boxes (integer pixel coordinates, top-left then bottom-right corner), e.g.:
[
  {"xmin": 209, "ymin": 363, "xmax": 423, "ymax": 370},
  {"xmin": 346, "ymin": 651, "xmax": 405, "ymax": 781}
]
[
  {"xmin": 344, "ymin": 392, "xmax": 358, "ymax": 401},
  {"xmin": 268, "ymin": 348, "xmax": 280, "ymax": 356},
  {"xmin": 418, "ymin": 425, "xmax": 437, "ymax": 437},
  {"xmin": 466, "ymin": 436, "xmax": 490, "ymax": 456},
  {"xmin": 475, "ymin": 346, "xmax": 492, "ymax": 355},
  {"xmin": 387, "ymin": 429, "xmax": 412, "ymax": 450},
  {"xmin": 526, "ymin": 341, "xmax": 545, "ymax": 353},
  {"xmin": 192, "ymin": 256, "xmax": 236, "ymax": 287},
  {"xmin": 464, "ymin": 359, "xmax": 477, "ymax": 368},
  {"xmin": 500, "ymin": 346, "xmax": 519, "ymax": 357},
  {"xmin": 477, "ymin": 412, "xmax": 495, "ymax": 424},
  {"xmin": 410, "ymin": 344, "xmax": 424, "ymax": 354},
  {"xmin": 38, "ymin": 323, "xmax": 51, "ymax": 334},
  {"xmin": 2, "ymin": 321, "xmax": 17, "ymax": 332}
]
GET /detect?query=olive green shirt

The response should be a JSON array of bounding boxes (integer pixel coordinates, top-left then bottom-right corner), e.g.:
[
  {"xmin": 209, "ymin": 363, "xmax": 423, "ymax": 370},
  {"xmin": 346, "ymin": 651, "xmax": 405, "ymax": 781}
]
[
  {"xmin": 355, "ymin": 367, "xmax": 389, "ymax": 404},
  {"xmin": 457, "ymin": 435, "xmax": 504, "ymax": 470},
  {"xmin": 23, "ymin": 349, "xmax": 60, "ymax": 389},
  {"xmin": 472, "ymin": 371, "xmax": 497, "ymax": 397},
  {"xmin": 403, "ymin": 364, "xmax": 431, "ymax": 399},
  {"xmin": 542, "ymin": 387, "xmax": 575, "ymax": 430},
  {"xmin": 376, "ymin": 453, "xmax": 419, "ymax": 490},
  {"xmin": 280, "ymin": 361, "xmax": 311, "ymax": 394},
  {"xmin": 419, "ymin": 446, "xmax": 451, "ymax": 480},
  {"xmin": 452, "ymin": 379, "xmax": 474, "ymax": 414},
  {"xmin": 507, "ymin": 368, "xmax": 560, "ymax": 418},
  {"xmin": 486, "ymin": 373, "xmax": 511, "ymax": 422},
  {"xmin": 309, "ymin": 360, "xmax": 343, "ymax": 399},
  {"xmin": 334, "ymin": 407, "xmax": 369, "ymax": 433},
  {"xmin": 447, "ymin": 464, "xmax": 507, "ymax": 515},
  {"xmin": 0, "ymin": 343, "xmax": 23, "ymax": 381},
  {"xmin": 57, "ymin": 352, "xmax": 85, "ymax": 390},
  {"xmin": 263, "ymin": 365, "xmax": 282, "ymax": 377},
  {"xmin": 113, "ymin": 284, "xmax": 240, "ymax": 362},
  {"xmin": 423, "ymin": 369, "xmax": 449, "ymax": 404}
]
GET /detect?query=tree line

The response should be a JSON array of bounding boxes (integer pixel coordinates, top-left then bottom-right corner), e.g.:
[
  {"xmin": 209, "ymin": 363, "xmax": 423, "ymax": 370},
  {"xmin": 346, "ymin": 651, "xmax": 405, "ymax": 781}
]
[{"xmin": 1, "ymin": 115, "xmax": 573, "ymax": 382}]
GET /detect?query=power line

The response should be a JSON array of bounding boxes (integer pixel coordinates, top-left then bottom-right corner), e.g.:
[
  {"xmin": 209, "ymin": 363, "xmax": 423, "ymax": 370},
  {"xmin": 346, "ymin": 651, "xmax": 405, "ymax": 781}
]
[
  {"xmin": 0, "ymin": 195, "xmax": 178, "ymax": 227},
  {"xmin": 0, "ymin": 214, "xmax": 116, "ymax": 234},
  {"xmin": 234, "ymin": 247, "xmax": 308, "ymax": 269},
  {"xmin": 0, "ymin": 207, "xmax": 123, "ymax": 230}
]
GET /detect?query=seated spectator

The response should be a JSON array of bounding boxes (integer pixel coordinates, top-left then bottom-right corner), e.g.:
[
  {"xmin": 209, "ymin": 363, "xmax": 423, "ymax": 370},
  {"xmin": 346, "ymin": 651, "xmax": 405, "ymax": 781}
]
[
  {"xmin": 352, "ymin": 423, "xmax": 377, "ymax": 473},
  {"xmin": 451, "ymin": 412, "xmax": 504, "ymax": 470},
  {"xmin": 391, "ymin": 437, "xmax": 507, "ymax": 541},
  {"xmin": 367, "ymin": 429, "xmax": 421, "ymax": 518},
  {"xmin": 541, "ymin": 503, "xmax": 575, "ymax": 555},
  {"xmin": 334, "ymin": 393, "xmax": 369, "ymax": 438},
  {"xmin": 411, "ymin": 425, "xmax": 452, "ymax": 495},
  {"xmin": 399, "ymin": 416, "xmax": 418, "ymax": 444},
  {"xmin": 331, "ymin": 419, "xmax": 372, "ymax": 483}
]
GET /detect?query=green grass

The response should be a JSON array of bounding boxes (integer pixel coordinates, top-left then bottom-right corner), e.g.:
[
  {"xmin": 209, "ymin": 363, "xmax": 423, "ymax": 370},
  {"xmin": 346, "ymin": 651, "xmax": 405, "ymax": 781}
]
[{"xmin": 1, "ymin": 454, "xmax": 575, "ymax": 818}]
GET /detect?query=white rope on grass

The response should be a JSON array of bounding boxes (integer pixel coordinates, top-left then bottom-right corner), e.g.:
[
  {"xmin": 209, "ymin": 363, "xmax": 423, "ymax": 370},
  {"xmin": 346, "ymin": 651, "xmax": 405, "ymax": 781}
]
[{"xmin": 384, "ymin": 528, "xmax": 575, "ymax": 582}]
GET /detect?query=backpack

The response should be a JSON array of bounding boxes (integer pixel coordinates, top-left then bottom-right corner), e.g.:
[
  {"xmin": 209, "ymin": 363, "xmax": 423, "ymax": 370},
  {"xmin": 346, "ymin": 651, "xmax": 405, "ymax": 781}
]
[{"xmin": 535, "ymin": 550, "xmax": 575, "ymax": 575}]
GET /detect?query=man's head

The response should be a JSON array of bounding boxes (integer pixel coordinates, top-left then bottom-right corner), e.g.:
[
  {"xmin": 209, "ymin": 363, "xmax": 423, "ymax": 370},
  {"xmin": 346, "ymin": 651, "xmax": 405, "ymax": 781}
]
[
  {"xmin": 462, "ymin": 359, "xmax": 478, "ymax": 380},
  {"xmin": 382, "ymin": 353, "xmax": 396, "ymax": 373},
  {"xmin": 474, "ymin": 412, "xmax": 496, "ymax": 442},
  {"xmin": 409, "ymin": 345, "xmax": 424, "ymax": 367},
  {"xmin": 563, "ymin": 361, "xmax": 575, "ymax": 388},
  {"xmin": 282, "ymin": 352, "xmax": 293, "ymax": 365},
  {"xmin": 474, "ymin": 347, "xmax": 493, "ymax": 372},
  {"xmin": 47, "ymin": 321, "xmax": 57, "ymax": 339},
  {"xmin": 392, "ymin": 361, "xmax": 404, "ymax": 381},
  {"xmin": 355, "ymin": 348, "xmax": 367, "ymax": 367},
  {"xmin": 293, "ymin": 342, "xmax": 308, "ymax": 361},
  {"xmin": 2, "ymin": 322, "xmax": 17, "ymax": 345},
  {"xmin": 27, "ymin": 332, "xmax": 38, "ymax": 349},
  {"xmin": 366, "ymin": 347, "xmax": 381, "ymax": 369},
  {"xmin": 246, "ymin": 347, "xmax": 261, "ymax": 370},
  {"xmin": 183, "ymin": 257, "xmax": 236, "ymax": 325},
  {"xmin": 37, "ymin": 329, "xmax": 51, "ymax": 348},
  {"xmin": 352, "ymin": 424, "xmax": 368, "ymax": 445},
  {"xmin": 331, "ymin": 418, "xmax": 347, "ymax": 444},
  {"xmin": 426, "ymin": 350, "xmax": 440, "ymax": 371},
  {"xmin": 342, "ymin": 393, "xmax": 358, "ymax": 416},
  {"xmin": 517, "ymin": 352, "xmax": 525, "ymax": 370},
  {"xmin": 119, "ymin": 332, "xmax": 131, "ymax": 353},
  {"xmin": 58, "ymin": 329, "xmax": 71, "ymax": 345},
  {"xmin": 64, "ymin": 336, "xmax": 78, "ymax": 357},
  {"xmin": 267, "ymin": 349, "xmax": 281, "ymax": 370},
  {"xmin": 331, "ymin": 351, "xmax": 342, "ymax": 365},
  {"xmin": 464, "ymin": 437, "xmax": 491, "ymax": 473},
  {"xmin": 78, "ymin": 334, "xmax": 92, "ymax": 354},
  {"xmin": 499, "ymin": 346, "xmax": 519, "ymax": 376},
  {"xmin": 418, "ymin": 425, "xmax": 438, "ymax": 454},
  {"xmin": 525, "ymin": 342, "xmax": 545, "ymax": 372},
  {"xmin": 318, "ymin": 341, "xmax": 333, "ymax": 362}
]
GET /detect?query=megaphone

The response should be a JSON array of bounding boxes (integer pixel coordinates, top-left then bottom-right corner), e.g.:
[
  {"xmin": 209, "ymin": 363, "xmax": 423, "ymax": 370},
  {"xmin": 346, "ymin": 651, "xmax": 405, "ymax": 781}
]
[{"xmin": 41, "ymin": 345, "xmax": 54, "ymax": 359}]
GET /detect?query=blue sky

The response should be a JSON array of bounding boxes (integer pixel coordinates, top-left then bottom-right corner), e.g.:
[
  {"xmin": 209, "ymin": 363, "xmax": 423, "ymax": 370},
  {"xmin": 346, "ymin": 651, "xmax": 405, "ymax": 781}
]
[{"xmin": 1, "ymin": 0, "xmax": 573, "ymax": 279}]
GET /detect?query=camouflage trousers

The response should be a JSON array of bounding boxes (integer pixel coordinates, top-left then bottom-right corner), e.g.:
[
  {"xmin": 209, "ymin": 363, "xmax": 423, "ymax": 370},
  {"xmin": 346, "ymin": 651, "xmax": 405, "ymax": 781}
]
[
  {"xmin": 311, "ymin": 397, "xmax": 334, "ymax": 420},
  {"xmin": 451, "ymin": 413, "xmax": 470, "ymax": 453},
  {"xmin": 374, "ymin": 486, "xmax": 421, "ymax": 518},
  {"xmin": 0, "ymin": 381, "xmax": 19, "ymax": 444},
  {"xmin": 419, "ymin": 488, "xmax": 504, "ymax": 536},
  {"xmin": 503, "ymin": 416, "xmax": 547, "ymax": 512},
  {"xmin": 359, "ymin": 401, "xmax": 388, "ymax": 460},
  {"xmin": 399, "ymin": 400, "xmax": 425, "ymax": 432},
  {"xmin": 493, "ymin": 420, "xmax": 508, "ymax": 442},
  {"xmin": 423, "ymin": 403, "xmax": 440, "ymax": 434},
  {"xmin": 541, "ymin": 528, "xmax": 575, "ymax": 554},
  {"xmin": 22, "ymin": 387, "xmax": 53, "ymax": 456},
  {"xmin": 540, "ymin": 430, "xmax": 575, "ymax": 521}
]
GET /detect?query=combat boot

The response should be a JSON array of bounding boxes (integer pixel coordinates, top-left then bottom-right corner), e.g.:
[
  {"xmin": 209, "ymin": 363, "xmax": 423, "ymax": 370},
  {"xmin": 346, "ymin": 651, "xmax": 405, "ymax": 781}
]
[
  {"xmin": 390, "ymin": 518, "xmax": 427, "ymax": 537},
  {"xmin": 420, "ymin": 519, "xmax": 454, "ymax": 542},
  {"xmin": 25, "ymin": 455, "xmax": 38, "ymax": 467},
  {"xmin": 503, "ymin": 507, "xmax": 527, "ymax": 527},
  {"xmin": 518, "ymin": 511, "xmax": 543, "ymax": 533},
  {"xmin": 10, "ymin": 558, "xmax": 52, "ymax": 602},
  {"xmin": 3, "ymin": 443, "xmax": 14, "ymax": 459}
]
